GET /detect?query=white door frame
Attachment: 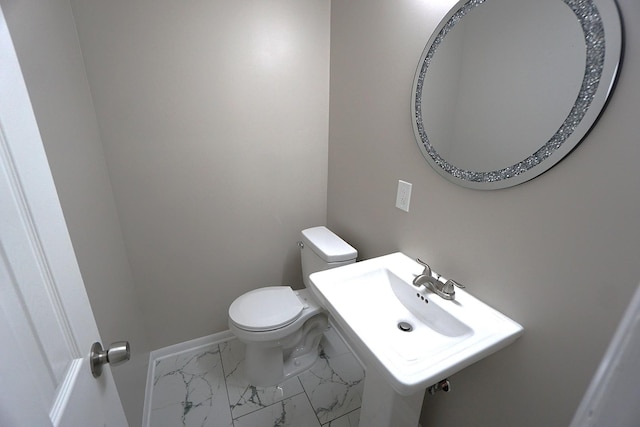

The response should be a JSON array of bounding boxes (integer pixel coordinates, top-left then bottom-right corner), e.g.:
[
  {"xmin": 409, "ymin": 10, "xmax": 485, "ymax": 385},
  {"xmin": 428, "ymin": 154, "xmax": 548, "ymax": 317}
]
[{"xmin": 570, "ymin": 283, "xmax": 640, "ymax": 427}]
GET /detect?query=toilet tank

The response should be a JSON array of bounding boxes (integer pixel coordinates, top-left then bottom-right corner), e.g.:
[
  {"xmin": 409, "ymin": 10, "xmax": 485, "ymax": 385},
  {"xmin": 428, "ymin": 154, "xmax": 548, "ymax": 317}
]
[{"xmin": 300, "ymin": 226, "xmax": 357, "ymax": 287}]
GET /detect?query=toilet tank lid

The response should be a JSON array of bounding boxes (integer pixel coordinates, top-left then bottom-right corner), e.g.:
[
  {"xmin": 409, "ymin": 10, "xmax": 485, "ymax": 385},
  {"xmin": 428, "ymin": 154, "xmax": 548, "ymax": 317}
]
[{"xmin": 301, "ymin": 226, "xmax": 357, "ymax": 263}]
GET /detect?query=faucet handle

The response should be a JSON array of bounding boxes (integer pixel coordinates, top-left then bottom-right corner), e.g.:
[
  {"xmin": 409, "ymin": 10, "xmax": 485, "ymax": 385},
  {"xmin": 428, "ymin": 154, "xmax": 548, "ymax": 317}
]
[
  {"xmin": 415, "ymin": 258, "xmax": 432, "ymax": 277},
  {"xmin": 442, "ymin": 279, "xmax": 465, "ymax": 294},
  {"xmin": 449, "ymin": 279, "xmax": 465, "ymax": 289}
]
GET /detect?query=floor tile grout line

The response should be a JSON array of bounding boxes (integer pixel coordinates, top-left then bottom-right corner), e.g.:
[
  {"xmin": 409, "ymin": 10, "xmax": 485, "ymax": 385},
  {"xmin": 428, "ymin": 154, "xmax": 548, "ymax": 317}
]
[
  {"xmin": 329, "ymin": 407, "xmax": 360, "ymax": 427},
  {"xmin": 216, "ymin": 341, "xmax": 236, "ymax": 426},
  {"xmin": 303, "ymin": 345, "xmax": 363, "ymax": 427},
  {"xmin": 299, "ymin": 375, "xmax": 323, "ymax": 427},
  {"xmin": 230, "ymin": 390, "xmax": 309, "ymax": 423},
  {"xmin": 297, "ymin": 347, "xmax": 326, "ymax": 426}
]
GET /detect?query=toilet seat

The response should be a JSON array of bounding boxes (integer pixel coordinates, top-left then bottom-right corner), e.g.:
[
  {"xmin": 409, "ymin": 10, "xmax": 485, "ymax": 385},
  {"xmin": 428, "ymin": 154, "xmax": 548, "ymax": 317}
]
[{"xmin": 229, "ymin": 286, "xmax": 304, "ymax": 332}]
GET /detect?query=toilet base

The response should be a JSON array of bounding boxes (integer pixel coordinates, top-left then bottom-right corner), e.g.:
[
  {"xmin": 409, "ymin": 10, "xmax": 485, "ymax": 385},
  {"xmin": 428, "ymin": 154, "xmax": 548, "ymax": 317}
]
[{"xmin": 243, "ymin": 314, "xmax": 328, "ymax": 387}]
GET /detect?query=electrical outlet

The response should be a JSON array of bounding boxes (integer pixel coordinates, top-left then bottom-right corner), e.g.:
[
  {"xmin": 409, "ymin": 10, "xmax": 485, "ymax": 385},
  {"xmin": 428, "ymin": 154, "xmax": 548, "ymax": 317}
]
[{"xmin": 396, "ymin": 180, "xmax": 412, "ymax": 212}]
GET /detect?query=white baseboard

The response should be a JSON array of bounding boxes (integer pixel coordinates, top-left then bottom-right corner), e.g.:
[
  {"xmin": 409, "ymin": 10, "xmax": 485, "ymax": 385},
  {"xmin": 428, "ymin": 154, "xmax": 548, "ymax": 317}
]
[
  {"xmin": 148, "ymin": 330, "xmax": 235, "ymax": 362},
  {"xmin": 141, "ymin": 330, "xmax": 235, "ymax": 427}
]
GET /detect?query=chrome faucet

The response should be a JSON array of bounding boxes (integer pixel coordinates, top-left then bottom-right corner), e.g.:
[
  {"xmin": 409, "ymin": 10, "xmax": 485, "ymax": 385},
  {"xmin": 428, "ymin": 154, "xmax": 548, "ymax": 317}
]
[{"xmin": 412, "ymin": 258, "xmax": 465, "ymax": 300}]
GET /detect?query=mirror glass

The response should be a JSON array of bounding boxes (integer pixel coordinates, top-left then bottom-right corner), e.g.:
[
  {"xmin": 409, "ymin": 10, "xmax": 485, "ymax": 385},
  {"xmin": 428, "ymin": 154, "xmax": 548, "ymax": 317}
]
[{"xmin": 411, "ymin": 0, "xmax": 622, "ymax": 189}]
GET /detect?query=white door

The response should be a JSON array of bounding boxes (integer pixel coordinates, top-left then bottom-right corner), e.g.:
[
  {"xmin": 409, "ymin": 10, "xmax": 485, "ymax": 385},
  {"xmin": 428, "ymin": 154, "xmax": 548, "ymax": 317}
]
[
  {"xmin": 570, "ymin": 283, "xmax": 640, "ymax": 427},
  {"xmin": 0, "ymin": 7, "xmax": 128, "ymax": 427}
]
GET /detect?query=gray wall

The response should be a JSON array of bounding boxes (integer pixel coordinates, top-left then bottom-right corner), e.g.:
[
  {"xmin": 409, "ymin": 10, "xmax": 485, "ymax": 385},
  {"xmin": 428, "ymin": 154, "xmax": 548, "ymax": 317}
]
[
  {"xmin": 69, "ymin": 0, "xmax": 331, "ymax": 349},
  {"xmin": 327, "ymin": 0, "xmax": 640, "ymax": 426},
  {"xmin": 0, "ymin": 1, "xmax": 150, "ymax": 425}
]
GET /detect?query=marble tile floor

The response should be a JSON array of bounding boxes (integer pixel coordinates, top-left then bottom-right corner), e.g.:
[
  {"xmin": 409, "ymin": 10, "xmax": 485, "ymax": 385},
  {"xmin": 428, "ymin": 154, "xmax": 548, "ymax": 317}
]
[{"xmin": 148, "ymin": 326, "xmax": 365, "ymax": 427}]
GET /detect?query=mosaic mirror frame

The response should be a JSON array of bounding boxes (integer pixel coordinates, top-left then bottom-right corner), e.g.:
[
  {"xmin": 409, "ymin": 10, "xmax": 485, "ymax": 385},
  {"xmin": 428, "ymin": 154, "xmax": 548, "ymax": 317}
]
[{"xmin": 411, "ymin": 0, "xmax": 623, "ymax": 190}]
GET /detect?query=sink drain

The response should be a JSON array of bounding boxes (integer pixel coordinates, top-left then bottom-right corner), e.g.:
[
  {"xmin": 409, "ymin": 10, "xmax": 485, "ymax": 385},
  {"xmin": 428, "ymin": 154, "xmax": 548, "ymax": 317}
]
[{"xmin": 398, "ymin": 321, "xmax": 413, "ymax": 332}]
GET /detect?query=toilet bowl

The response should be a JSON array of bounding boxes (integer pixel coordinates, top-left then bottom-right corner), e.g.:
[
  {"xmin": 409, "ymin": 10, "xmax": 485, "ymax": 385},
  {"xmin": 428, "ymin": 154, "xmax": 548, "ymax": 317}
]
[
  {"xmin": 228, "ymin": 226, "xmax": 357, "ymax": 387},
  {"xmin": 229, "ymin": 287, "xmax": 328, "ymax": 386}
]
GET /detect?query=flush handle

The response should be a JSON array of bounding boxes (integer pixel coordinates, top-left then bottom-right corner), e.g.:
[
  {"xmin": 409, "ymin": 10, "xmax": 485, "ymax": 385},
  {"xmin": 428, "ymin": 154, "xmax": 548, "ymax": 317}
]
[{"xmin": 90, "ymin": 341, "xmax": 130, "ymax": 378}]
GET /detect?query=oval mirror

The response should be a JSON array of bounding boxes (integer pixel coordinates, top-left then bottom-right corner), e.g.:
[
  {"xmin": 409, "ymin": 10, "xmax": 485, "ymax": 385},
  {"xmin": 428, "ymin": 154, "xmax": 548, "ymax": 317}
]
[{"xmin": 411, "ymin": 0, "xmax": 623, "ymax": 190}]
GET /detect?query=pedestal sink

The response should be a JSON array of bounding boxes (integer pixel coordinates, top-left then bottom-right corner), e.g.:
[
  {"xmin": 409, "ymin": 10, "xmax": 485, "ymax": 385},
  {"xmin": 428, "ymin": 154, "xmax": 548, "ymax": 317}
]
[{"xmin": 309, "ymin": 252, "xmax": 523, "ymax": 427}]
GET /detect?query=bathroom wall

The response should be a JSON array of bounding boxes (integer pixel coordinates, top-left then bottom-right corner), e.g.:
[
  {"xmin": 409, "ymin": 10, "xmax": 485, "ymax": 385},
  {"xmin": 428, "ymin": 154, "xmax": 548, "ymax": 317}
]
[
  {"xmin": 68, "ymin": 0, "xmax": 331, "ymax": 349},
  {"xmin": 327, "ymin": 0, "xmax": 640, "ymax": 426},
  {"xmin": 0, "ymin": 0, "xmax": 150, "ymax": 425}
]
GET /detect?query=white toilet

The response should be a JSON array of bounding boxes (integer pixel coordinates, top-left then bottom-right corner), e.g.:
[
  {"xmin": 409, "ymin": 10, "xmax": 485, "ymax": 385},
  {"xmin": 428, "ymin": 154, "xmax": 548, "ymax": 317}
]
[{"xmin": 228, "ymin": 226, "xmax": 357, "ymax": 387}]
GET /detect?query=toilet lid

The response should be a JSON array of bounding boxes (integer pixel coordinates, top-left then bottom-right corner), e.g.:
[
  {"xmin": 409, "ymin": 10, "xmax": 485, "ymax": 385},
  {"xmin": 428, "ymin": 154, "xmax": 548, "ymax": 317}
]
[{"xmin": 229, "ymin": 286, "xmax": 304, "ymax": 332}]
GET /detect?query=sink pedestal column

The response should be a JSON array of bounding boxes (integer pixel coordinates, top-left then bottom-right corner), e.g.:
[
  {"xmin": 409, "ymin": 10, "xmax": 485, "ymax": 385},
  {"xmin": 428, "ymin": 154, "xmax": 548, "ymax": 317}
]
[{"xmin": 360, "ymin": 368, "xmax": 425, "ymax": 427}]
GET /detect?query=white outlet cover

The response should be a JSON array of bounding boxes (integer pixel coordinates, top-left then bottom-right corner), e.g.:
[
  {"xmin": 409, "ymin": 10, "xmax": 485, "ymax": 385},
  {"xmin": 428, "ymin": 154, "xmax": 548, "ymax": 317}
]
[{"xmin": 396, "ymin": 180, "xmax": 412, "ymax": 212}]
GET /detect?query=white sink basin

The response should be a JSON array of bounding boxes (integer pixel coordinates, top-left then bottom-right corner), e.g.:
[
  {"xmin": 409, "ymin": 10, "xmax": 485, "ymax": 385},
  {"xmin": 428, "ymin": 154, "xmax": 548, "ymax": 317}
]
[{"xmin": 309, "ymin": 252, "xmax": 523, "ymax": 396}]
